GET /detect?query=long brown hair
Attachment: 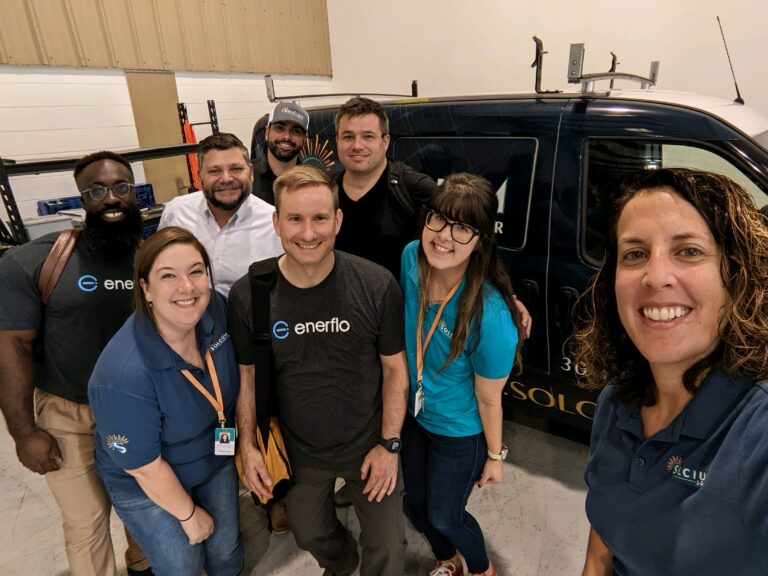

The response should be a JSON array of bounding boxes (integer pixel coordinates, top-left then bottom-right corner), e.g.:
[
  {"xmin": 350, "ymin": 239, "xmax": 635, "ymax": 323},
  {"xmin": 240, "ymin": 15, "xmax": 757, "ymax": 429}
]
[
  {"xmin": 418, "ymin": 173, "xmax": 522, "ymax": 370},
  {"xmin": 572, "ymin": 168, "xmax": 768, "ymax": 405},
  {"xmin": 133, "ymin": 227, "xmax": 214, "ymax": 326}
]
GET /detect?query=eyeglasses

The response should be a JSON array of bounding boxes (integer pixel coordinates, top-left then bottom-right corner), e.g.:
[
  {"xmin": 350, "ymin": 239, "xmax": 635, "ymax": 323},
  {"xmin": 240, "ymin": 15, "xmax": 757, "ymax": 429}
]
[
  {"xmin": 80, "ymin": 183, "xmax": 135, "ymax": 202},
  {"xmin": 425, "ymin": 211, "xmax": 480, "ymax": 244}
]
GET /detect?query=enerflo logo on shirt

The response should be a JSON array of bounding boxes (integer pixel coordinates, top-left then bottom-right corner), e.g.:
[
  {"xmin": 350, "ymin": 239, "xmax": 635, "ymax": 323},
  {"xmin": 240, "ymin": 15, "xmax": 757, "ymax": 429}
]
[
  {"xmin": 667, "ymin": 455, "xmax": 707, "ymax": 488},
  {"xmin": 76, "ymin": 274, "xmax": 133, "ymax": 292},
  {"xmin": 272, "ymin": 317, "xmax": 351, "ymax": 340}
]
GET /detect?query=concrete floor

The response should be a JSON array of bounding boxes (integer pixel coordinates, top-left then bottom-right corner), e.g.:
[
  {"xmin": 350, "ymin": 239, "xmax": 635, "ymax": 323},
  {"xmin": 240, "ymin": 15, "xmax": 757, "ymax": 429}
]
[{"xmin": 0, "ymin": 418, "xmax": 590, "ymax": 576}]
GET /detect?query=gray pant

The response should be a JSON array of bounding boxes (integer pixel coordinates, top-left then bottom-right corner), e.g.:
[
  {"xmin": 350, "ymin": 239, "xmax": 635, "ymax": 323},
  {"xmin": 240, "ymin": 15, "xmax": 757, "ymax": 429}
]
[{"xmin": 285, "ymin": 459, "xmax": 406, "ymax": 576}]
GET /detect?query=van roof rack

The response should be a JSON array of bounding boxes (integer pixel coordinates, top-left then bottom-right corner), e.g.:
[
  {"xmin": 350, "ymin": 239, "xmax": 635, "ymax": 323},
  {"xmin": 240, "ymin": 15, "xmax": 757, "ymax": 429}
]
[
  {"xmin": 532, "ymin": 37, "xmax": 561, "ymax": 94},
  {"xmin": 264, "ymin": 75, "xmax": 418, "ymax": 103},
  {"xmin": 567, "ymin": 43, "xmax": 659, "ymax": 93}
]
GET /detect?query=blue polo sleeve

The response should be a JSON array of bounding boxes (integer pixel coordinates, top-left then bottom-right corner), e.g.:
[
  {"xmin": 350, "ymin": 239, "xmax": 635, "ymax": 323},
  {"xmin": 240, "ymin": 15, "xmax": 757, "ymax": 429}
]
[
  {"xmin": 470, "ymin": 289, "xmax": 517, "ymax": 379},
  {"xmin": 89, "ymin": 355, "xmax": 162, "ymax": 472},
  {"xmin": 738, "ymin": 384, "xmax": 768, "ymax": 565}
]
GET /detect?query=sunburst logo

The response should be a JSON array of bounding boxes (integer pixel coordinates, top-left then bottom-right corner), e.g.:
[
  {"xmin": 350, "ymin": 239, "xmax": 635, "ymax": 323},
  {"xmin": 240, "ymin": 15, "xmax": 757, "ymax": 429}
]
[
  {"xmin": 106, "ymin": 434, "xmax": 130, "ymax": 454},
  {"xmin": 666, "ymin": 455, "xmax": 707, "ymax": 487},
  {"xmin": 666, "ymin": 455, "xmax": 683, "ymax": 471},
  {"xmin": 300, "ymin": 135, "xmax": 335, "ymax": 169}
]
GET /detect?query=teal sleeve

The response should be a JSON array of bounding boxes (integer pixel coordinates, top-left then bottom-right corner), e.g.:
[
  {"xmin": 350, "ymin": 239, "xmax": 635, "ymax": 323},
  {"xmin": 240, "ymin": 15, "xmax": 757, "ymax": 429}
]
[{"xmin": 470, "ymin": 293, "xmax": 517, "ymax": 379}]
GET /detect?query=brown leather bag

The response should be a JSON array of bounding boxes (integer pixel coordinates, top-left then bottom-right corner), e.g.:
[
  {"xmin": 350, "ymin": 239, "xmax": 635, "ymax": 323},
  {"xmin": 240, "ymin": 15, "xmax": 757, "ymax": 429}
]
[{"xmin": 37, "ymin": 228, "xmax": 81, "ymax": 304}]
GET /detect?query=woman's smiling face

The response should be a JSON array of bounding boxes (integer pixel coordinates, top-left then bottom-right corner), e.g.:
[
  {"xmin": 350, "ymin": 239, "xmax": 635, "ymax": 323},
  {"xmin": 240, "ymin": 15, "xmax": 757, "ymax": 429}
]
[{"xmin": 614, "ymin": 186, "xmax": 727, "ymax": 378}]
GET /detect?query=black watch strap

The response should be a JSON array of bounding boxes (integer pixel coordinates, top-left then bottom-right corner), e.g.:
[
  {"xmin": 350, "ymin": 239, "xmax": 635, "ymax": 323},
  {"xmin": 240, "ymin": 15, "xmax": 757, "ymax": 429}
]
[{"xmin": 378, "ymin": 437, "xmax": 402, "ymax": 453}]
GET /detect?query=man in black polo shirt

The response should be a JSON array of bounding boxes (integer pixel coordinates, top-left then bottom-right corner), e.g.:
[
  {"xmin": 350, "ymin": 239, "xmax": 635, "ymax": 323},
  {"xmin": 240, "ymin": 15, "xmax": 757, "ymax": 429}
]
[
  {"xmin": 0, "ymin": 152, "xmax": 151, "ymax": 576},
  {"xmin": 251, "ymin": 102, "xmax": 309, "ymax": 205}
]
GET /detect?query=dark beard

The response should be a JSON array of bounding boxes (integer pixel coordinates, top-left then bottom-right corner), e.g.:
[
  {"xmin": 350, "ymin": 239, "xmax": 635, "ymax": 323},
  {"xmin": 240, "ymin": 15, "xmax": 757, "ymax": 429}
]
[
  {"xmin": 268, "ymin": 139, "xmax": 300, "ymax": 162},
  {"xmin": 204, "ymin": 183, "xmax": 250, "ymax": 212},
  {"xmin": 83, "ymin": 206, "xmax": 143, "ymax": 259}
]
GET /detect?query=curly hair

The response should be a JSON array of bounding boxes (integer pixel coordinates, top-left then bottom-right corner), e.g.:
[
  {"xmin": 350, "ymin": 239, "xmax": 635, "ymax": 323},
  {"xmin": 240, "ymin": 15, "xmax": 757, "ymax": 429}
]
[
  {"xmin": 417, "ymin": 173, "xmax": 523, "ymax": 372},
  {"xmin": 572, "ymin": 168, "xmax": 768, "ymax": 405}
]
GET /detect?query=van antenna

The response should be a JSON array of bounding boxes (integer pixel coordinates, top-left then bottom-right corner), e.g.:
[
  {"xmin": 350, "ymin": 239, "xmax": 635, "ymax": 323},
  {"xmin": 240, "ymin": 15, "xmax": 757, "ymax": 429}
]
[{"xmin": 717, "ymin": 16, "xmax": 744, "ymax": 105}]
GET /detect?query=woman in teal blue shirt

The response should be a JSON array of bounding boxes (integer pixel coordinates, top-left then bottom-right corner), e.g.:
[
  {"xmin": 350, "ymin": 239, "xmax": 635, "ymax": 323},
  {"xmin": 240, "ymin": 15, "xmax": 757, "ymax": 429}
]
[{"xmin": 400, "ymin": 173, "xmax": 522, "ymax": 576}]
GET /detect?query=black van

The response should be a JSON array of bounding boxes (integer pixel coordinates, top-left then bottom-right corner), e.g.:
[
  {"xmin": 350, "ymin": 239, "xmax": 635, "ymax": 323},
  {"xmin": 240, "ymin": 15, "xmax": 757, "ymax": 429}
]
[{"xmin": 252, "ymin": 65, "xmax": 768, "ymax": 428}]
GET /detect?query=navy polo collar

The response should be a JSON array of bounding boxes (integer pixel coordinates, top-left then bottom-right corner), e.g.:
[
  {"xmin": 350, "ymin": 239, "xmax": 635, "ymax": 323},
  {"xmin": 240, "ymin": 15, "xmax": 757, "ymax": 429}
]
[
  {"xmin": 132, "ymin": 300, "xmax": 217, "ymax": 371},
  {"xmin": 614, "ymin": 370, "xmax": 752, "ymax": 442}
]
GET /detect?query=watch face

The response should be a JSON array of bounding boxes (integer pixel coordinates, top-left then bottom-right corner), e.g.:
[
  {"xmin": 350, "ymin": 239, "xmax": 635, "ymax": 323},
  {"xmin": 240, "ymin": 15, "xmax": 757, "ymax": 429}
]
[
  {"xmin": 500, "ymin": 446, "xmax": 509, "ymax": 460},
  {"xmin": 387, "ymin": 438, "xmax": 402, "ymax": 453}
]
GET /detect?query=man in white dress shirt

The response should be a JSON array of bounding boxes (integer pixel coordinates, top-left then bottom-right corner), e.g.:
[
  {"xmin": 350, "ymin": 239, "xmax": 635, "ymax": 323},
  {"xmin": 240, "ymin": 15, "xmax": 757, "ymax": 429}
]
[{"xmin": 158, "ymin": 132, "xmax": 283, "ymax": 297}]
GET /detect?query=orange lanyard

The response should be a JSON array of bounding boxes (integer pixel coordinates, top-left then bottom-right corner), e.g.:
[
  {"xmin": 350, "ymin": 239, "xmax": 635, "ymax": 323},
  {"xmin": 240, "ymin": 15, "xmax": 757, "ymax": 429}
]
[
  {"xmin": 416, "ymin": 278, "xmax": 462, "ymax": 386},
  {"xmin": 180, "ymin": 350, "xmax": 226, "ymax": 427}
]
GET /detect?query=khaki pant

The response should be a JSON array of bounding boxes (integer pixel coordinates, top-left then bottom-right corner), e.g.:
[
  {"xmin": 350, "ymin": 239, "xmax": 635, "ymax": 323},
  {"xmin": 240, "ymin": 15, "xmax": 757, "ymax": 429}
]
[{"xmin": 35, "ymin": 390, "xmax": 150, "ymax": 575}]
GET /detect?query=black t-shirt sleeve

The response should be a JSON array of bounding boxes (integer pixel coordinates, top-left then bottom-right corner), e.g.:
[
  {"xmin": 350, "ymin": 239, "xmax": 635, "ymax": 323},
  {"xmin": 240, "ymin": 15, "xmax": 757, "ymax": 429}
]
[
  {"xmin": 377, "ymin": 274, "xmax": 405, "ymax": 356},
  {"xmin": 0, "ymin": 245, "xmax": 44, "ymax": 331},
  {"xmin": 227, "ymin": 278, "xmax": 258, "ymax": 365}
]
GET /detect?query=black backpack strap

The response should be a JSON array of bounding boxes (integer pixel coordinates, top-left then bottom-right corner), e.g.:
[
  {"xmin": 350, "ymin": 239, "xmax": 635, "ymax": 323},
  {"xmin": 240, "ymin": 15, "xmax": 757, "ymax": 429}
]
[{"xmin": 248, "ymin": 257, "xmax": 279, "ymax": 437}]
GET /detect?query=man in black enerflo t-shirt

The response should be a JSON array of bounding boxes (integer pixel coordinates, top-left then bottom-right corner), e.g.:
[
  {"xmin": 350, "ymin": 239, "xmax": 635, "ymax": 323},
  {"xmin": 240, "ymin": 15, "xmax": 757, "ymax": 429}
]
[
  {"xmin": 0, "ymin": 152, "xmax": 150, "ymax": 576},
  {"xmin": 229, "ymin": 165, "xmax": 409, "ymax": 576}
]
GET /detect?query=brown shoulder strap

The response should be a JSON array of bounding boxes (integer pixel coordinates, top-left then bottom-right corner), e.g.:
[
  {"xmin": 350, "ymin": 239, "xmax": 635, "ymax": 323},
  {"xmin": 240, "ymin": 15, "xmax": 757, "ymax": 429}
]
[{"xmin": 38, "ymin": 228, "xmax": 81, "ymax": 304}]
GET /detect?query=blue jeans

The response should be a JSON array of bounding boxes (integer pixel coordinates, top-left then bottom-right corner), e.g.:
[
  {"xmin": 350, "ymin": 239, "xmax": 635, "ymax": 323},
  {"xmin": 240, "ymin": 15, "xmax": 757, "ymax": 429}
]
[
  {"xmin": 401, "ymin": 415, "xmax": 490, "ymax": 573},
  {"xmin": 104, "ymin": 459, "xmax": 243, "ymax": 576}
]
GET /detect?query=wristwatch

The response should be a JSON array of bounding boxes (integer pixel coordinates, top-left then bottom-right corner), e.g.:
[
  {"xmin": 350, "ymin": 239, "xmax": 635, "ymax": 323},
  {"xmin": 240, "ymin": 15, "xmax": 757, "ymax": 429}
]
[
  {"xmin": 379, "ymin": 437, "xmax": 403, "ymax": 453},
  {"xmin": 487, "ymin": 444, "xmax": 508, "ymax": 461}
]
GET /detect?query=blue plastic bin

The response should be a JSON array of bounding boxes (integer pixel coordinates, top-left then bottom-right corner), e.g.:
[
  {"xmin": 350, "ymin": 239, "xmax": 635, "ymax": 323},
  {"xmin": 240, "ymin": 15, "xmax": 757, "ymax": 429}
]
[{"xmin": 36, "ymin": 196, "xmax": 82, "ymax": 216}]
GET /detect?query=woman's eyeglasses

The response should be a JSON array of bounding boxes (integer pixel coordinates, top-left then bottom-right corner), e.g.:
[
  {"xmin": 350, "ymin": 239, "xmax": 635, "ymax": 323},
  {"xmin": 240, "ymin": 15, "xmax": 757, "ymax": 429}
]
[
  {"xmin": 425, "ymin": 211, "xmax": 480, "ymax": 244},
  {"xmin": 80, "ymin": 183, "xmax": 135, "ymax": 202}
]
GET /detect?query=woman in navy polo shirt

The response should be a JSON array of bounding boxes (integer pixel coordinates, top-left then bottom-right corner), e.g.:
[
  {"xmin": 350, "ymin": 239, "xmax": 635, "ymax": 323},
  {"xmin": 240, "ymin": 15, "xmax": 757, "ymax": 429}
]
[
  {"xmin": 400, "ymin": 174, "xmax": 522, "ymax": 576},
  {"xmin": 89, "ymin": 227, "xmax": 242, "ymax": 576},
  {"xmin": 575, "ymin": 169, "xmax": 768, "ymax": 575}
]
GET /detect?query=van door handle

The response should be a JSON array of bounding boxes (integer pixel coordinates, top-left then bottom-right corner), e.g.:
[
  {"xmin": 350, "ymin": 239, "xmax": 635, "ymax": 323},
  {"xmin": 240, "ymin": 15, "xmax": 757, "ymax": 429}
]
[
  {"xmin": 557, "ymin": 287, "xmax": 580, "ymax": 335},
  {"xmin": 518, "ymin": 279, "xmax": 539, "ymax": 320}
]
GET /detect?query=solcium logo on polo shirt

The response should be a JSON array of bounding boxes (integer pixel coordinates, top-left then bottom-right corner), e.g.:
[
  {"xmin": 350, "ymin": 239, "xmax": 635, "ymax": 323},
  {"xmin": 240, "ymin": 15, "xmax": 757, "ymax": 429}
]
[
  {"xmin": 272, "ymin": 317, "xmax": 351, "ymax": 340},
  {"xmin": 77, "ymin": 274, "xmax": 133, "ymax": 292},
  {"xmin": 105, "ymin": 434, "xmax": 129, "ymax": 454},
  {"xmin": 667, "ymin": 455, "xmax": 707, "ymax": 488}
]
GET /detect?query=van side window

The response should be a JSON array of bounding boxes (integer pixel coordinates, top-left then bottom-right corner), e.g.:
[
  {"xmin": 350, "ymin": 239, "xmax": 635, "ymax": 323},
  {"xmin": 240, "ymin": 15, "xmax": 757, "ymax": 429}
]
[
  {"xmin": 583, "ymin": 138, "xmax": 768, "ymax": 264},
  {"xmin": 393, "ymin": 137, "xmax": 537, "ymax": 249}
]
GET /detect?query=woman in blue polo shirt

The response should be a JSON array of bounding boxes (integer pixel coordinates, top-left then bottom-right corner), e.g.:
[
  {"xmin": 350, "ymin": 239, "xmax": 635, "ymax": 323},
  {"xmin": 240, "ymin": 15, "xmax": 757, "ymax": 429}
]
[
  {"xmin": 89, "ymin": 227, "xmax": 242, "ymax": 576},
  {"xmin": 400, "ymin": 173, "xmax": 522, "ymax": 576},
  {"xmin": 574, "ymin": 168, "xmax": 768, "ymax": 575}
]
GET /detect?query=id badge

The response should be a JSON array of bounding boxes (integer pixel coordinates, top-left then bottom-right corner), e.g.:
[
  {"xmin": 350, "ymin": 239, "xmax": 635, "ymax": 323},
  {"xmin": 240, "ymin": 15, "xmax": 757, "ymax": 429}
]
[
  {"xmin": 414, "ymin": 383, "xmax": 424, "ymax": 416},
  {"xmin": 214, "ymin": 427, "xmax": 236, "ymax": 456}
]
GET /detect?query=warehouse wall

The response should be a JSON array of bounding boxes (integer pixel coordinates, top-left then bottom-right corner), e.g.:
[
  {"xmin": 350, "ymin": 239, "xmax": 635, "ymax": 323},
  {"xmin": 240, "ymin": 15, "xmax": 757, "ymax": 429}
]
[
  {"xmin": 2, "ymin": 0, "xmax": 767, "ymax": 220},
  {"xmin": 327, "ymin": 0, "xmax": 768, "ymax": 115},
  {"xmin": 0, "ymin": 69, "xmax": 331, "ymax": 218}
]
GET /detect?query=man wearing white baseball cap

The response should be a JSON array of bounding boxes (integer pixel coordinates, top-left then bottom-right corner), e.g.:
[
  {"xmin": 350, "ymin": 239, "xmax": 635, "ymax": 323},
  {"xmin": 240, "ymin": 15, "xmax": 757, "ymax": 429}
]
[{"xmin": 252, "ymin": 102, "xmax": 309, "ymax": 205}]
